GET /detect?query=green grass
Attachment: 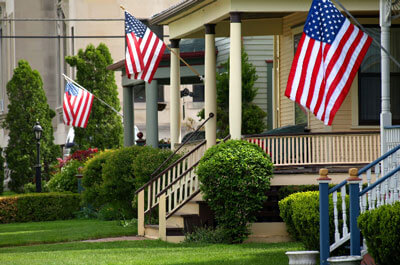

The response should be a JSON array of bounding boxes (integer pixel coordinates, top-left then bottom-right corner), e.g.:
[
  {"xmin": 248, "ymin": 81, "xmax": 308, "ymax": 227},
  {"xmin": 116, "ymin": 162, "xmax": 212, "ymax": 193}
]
[
  {"xmin": 0, "ymin": 191, "xmax": 17, "ymax": 197},
  {"xmin": 0, "ymin": 240, "xmax": 303, "ymax": 265},
  {"xmin": 0, "ymin": 219, "xmax": 137, "ymax": 247}
]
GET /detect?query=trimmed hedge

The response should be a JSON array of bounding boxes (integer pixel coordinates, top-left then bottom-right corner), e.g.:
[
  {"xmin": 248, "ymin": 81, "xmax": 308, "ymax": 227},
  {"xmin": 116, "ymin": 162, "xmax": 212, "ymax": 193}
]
[
  {"xmin": 197, "ymin": 140, "xmax": 274, "ymax": 243},
  {"xmin": 358, "ymin": 201, "xmax": 400, "ymax": 265},
  {"xmin": 0, "ymin": 192, "xmax": 81, "ymax": 223},
  {"xmin": 279, "ymin": 191, "xmax": 349, "ymax": 250}
]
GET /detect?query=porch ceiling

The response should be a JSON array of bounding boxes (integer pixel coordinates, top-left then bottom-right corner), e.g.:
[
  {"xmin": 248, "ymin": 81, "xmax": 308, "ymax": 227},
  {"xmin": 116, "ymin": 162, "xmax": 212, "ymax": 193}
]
[{"xmin": 150, "ymin": 0, "xmax": 379, "ymax": 39}]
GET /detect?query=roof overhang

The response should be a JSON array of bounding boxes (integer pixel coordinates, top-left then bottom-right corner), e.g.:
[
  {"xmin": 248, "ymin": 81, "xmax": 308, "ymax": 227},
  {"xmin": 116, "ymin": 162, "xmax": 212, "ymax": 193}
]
[{"xmin": 150, "ymin": 0, "xmax": 379, "ymax": 39}]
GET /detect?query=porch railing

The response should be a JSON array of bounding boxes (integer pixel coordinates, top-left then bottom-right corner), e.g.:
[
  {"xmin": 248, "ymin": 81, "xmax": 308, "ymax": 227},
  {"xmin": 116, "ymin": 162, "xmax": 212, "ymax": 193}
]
[
  {"xmin": 244, "ymin": 131, "xmax": 380, "ymax": 166},
  {"xmin": 319, "ymin": 144, "xmax": 400, "ymax": 265}
]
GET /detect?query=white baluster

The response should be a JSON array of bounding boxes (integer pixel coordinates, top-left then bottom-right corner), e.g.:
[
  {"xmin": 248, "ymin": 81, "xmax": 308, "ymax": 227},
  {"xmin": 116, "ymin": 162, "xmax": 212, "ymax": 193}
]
[
  {"xmin": 341, "ymin": 186, "xmax": 348, "ymax": 236},
  {"xmin": 371, "ymin": 188, "xmax": 376, "ymax": 210},
  {"xmin": 333, "ymin": 191, "xmax": 340, "ymax": 242},
  {"xmin": 393, "ymin": 172, "xmax": 399, "ymax": 203},
  {"xmin": 375, "ymin": 164, "xmax": 381, "ymax": 207},
  {"xmin": 367, "ymin": 169, "xmax": 372, "ymax": 210},
  {"xmin": 361, "ymin": 194, "xmax": 367, "ymax": 213}
]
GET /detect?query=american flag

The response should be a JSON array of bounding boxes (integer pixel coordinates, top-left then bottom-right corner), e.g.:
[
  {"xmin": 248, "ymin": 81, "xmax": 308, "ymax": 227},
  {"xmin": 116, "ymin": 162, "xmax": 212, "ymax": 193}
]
[
  {"xmin": 125, "ymin": 11, "xmax": 166, "ymax": 83},
  {"xmin": 63, "ymin": 82, "xmax": 94, "ymax": 128},
  {"xmin": 285, "ymin": 0, "xmax": 372, "ymax": 125}
]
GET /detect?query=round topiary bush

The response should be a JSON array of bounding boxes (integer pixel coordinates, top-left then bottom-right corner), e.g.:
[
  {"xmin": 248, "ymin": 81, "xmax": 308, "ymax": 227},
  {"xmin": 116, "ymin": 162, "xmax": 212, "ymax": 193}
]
[
  {"xmin": 197, "ymin": 140, "xmax": 273, "ymax": 243},
  {"xmin": 279, "ymin": 191, "xmax": 349, "ymax": 251},
  {"xmin": 358, "ymin": 201, "xmax": 400, "ymax": 265}
]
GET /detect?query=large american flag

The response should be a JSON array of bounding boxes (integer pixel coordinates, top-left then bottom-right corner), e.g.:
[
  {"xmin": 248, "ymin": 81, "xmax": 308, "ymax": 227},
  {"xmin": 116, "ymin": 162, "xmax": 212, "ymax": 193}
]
[
  {"xmin": 285, "ymin": 0, "xmax": 372, "ymax": 125},
  {"xmin": 63, "ymin": 82, "xmax": 94, "ymax": 128},
  {"xmin": 125, "ymin": 11, "xmax": 166, "ymax": 84}
]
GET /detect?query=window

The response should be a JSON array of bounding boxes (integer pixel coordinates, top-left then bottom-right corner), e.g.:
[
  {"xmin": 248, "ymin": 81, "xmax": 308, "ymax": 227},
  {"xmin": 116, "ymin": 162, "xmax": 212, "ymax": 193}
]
[
  {"xmin": 134, "ymin": 84, "xmax": 164, "ymax": 102},
  {"xmin": 192, "ymin": 84, "xmax": 204, "ymax": 102},
  {"xmin": 358, "ymin": 27, "xmax": 400, "ymax": 125},
  {"xmin": 293, "ymin": 32, "xmax": 308, "ymax": 125}
]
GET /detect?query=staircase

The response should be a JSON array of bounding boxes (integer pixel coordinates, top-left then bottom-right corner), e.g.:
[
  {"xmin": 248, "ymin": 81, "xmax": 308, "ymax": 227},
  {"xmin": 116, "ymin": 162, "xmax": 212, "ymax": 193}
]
[
  {"xmin": 136, "ymin": 139, "xmax": 213, "ymax": 243},
  {"xmin": 318, "ymin": 143, "xmax": 400, "ymax": 265}
]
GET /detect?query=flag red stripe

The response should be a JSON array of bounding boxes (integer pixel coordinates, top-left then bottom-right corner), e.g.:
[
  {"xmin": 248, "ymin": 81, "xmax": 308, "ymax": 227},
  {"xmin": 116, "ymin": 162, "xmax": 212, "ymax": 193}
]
[
  {"xmin": 83, "ymin": 94, "xmax": 94, "ymax": 128},
  {"xmin": 285, "ymin": 33, "xmax": 306, "ymax": 98},
  {"xmin": 140, "ymin": 37, "xmax": 159, "ymax": 79},
  {"xmin": 306, "ymin": 43, "xmax": 322, "ymax": 109},
  {"xmin": 295, "ymin": 38, "xmax": 315, "ymax": 103},
  {"xmin": 327, "ymin": 36, "xmax": 372, "ymax": 125},
  {"xmin": 147, "ymin": 44, "xmax": 166, "ymax": 83},
  {"xmin": 126, "ymin": 35, "xmax": 138, "ymax": 73},
  {"xmin": 77, "ymin": 92, "xmax": 90, "ymax": 127}
]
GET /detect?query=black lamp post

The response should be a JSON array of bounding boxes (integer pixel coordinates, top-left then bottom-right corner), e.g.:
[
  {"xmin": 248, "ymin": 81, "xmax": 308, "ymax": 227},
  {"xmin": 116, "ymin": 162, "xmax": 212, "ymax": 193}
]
[{"xmin": 33, "ymin": 121, "xmax": 43, "ymax": 192}]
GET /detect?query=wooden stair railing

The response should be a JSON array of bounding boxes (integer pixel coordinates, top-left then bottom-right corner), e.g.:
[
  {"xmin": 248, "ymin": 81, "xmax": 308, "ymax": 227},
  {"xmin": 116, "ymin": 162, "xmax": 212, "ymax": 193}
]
[{"xmin": 318, "ymin": 143, "xmax": 400, "ymax": 265}]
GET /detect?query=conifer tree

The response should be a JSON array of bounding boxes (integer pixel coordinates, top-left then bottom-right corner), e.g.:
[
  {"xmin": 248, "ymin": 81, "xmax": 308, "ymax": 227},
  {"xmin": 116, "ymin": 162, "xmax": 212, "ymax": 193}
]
[
  {"xmin": 3, "ymin": 60, "xmax": 59, "ymax": 192},
  {"xmin": 66, "ymin": 43, "xmax": 123, "ymax": 151},
  {"xmin": 199, "ymin": 52, "xmax": 267, "ymax": 137}
]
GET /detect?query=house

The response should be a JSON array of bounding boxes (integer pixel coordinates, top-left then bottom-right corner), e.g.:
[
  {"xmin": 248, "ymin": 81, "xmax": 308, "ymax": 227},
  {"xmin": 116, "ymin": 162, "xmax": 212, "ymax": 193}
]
[
  {"xmin": 0, "ymin": 0, "xmax": 181, "ymax": 148},
  {"xmin": 133, "ymin": 0, "xmax": 400, "ymax": 244}
]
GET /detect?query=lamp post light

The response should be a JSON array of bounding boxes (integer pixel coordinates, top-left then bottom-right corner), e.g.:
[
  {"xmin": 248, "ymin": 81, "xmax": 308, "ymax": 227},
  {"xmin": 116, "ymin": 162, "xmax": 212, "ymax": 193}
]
[{"xmin": 33, "ymin": 121, "xmax": 43, "ymax": 192}]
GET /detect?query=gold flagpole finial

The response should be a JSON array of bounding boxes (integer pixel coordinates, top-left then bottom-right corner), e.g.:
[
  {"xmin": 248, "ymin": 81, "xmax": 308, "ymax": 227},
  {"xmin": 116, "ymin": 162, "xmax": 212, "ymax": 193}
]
[{"xmin": 120, "ymin": 5, "xmax": 126, "ymax": 11}]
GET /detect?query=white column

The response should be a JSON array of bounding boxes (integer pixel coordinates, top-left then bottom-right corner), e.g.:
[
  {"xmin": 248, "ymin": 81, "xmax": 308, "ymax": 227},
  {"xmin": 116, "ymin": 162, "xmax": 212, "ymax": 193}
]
[
  {"xmin": 229, "ymin": 12, "xmax": 242, "ymax": 139},
  {"xmin": 204, "ymin": 24, "xmax": 217, "ymax": 148},
  {"xmin": 170, "ymin": 39, "xmax": 181, "ymax": 150},
  {"xmin": 380, "ymin": 0, "xmax": 392, "ymax": 157}
]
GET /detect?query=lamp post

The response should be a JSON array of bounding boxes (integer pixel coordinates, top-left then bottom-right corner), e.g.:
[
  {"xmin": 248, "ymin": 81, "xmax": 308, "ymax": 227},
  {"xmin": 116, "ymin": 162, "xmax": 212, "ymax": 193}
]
[{"xmin": 33, "ymin": 121, "xmax": 43, "ymax": 192}]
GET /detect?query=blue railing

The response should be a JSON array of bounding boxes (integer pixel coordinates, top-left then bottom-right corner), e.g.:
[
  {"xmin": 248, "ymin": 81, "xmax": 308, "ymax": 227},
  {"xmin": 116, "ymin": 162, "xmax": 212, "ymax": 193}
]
[{"xmin": 319, "ymin": 144, "xmax": 400, "ymax": 265}]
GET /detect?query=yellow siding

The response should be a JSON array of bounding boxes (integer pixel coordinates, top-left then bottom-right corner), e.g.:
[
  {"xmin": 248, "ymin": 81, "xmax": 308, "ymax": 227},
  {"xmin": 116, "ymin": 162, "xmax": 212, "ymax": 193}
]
[{"xmin": 279, "ymin": 13, "xmax": 307, "ymax": 127}]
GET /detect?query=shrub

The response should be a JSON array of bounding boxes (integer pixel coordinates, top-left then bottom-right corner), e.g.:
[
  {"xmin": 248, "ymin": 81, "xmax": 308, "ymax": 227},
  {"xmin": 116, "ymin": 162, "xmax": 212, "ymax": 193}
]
[
  {"xmin": 47, "ymin": 160, "xmax": 83, "ymax": 192},
  {"xmin": 279, "ymin": 191, "xmax": 349, "ymax": 250},
  {"xmin": 81, "ymin": 146, "xmax": 178, "ymax": 219},
  {"xmin": 0, "ymin": 148, "xmax": 4, "ymax": 194},
  {"xmin": 197, "ymin": 140, "xmax": 273, "ymax": 243},
  {"xmin": 23, "ymin": 180, "xmax": 50, "ymax": 193},
  {"xmin": 184, "ymin": 226, "xmax": 230, "ymax": 244},
  {"xmin": 358, "ymin": 201, "xmax": 400, "ymax": 265},
  {"xmin": 0, "ymin": 192, "xmax": 81, "ymax": 223},
  {"xmin": 81, "ymin": 150, "xmax": 115, "ymax": 209}
]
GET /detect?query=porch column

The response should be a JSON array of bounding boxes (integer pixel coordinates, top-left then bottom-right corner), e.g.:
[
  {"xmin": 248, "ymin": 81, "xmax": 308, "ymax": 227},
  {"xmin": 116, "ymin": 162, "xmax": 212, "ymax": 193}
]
[
  {"xmin": 146, "ymin": 80, "xmax": 159, "ymax": 148},
  {"xmin": 229, "ymin": 12, "xmax": 242, "ymax": 139},
  {"xmin": 123, "ymin": 85, "xmax": 134, "ymax": 146},
  {"xmin": 170, "ymin": 39, "xmax": 181, "ymax": 150},
  {"xmin": 380, "ymin": 0, "xmax": 392, "ymax": 156},
  {"xmin": 204, "ymin": 24, "xmax": 217, "ymax": 148}
]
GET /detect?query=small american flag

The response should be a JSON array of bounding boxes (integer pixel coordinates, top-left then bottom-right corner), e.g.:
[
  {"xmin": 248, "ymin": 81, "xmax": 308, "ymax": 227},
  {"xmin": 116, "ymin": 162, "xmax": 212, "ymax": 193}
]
[
  {"xmin": 63, "ymin": 82, "xmax": 94, "ymax": 128},
  {"xmin": 285, "ymin": 0, "xmax": 372, "ymax": 125},
  {"xmin": 125, "ymin": 11, "xmax": 166, "ymax": 83}
]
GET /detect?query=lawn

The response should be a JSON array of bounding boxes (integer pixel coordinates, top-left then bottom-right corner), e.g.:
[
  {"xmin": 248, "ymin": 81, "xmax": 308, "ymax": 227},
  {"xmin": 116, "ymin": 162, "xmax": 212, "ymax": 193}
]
[
  {"xmin": 0, "ymin": 219, "xmax": 137, "ymax": 247},
  {"xmin": 0, "ymin": 240, "xmax": 302, "ymax": 265}
]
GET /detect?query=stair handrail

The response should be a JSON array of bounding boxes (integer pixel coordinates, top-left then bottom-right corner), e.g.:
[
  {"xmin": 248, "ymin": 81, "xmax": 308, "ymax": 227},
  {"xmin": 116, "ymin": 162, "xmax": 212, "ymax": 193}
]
[
  {"xmin": 155, "ymin": 134, "xmax": 231, "ymax": 199},
  {"xmin": 328, "ymin": 144, "xmax": 400, "ymax": 195},
  {"xmin": 148, "ymin": 112, "xmax": 214, "ymax": 178},
  {"xmin": 135, "ymin": 112, "xmax": 214, "ymax": 195},
  {"xmin": 359, "ymin": 163, "xmax": 400, "ymax": 197}
]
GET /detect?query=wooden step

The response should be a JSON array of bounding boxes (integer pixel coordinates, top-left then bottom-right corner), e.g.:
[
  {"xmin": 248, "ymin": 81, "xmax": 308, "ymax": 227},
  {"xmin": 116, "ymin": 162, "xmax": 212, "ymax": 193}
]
[
  {"xmin": 174, "ymin": 201, "xmax": 199, "ymax": 215},
  {"xmin": 144, "ymin": 224, "xmax": 184, "ymax": 237}
]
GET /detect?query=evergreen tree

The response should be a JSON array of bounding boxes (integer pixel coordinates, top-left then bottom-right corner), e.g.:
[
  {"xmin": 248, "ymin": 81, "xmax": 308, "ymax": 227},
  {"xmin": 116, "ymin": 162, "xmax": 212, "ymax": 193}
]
[
  {"xmin": 66, "ymin": 43, "xmax": 123, "ymax": 151},
  {"xmin": 3, "ymin": 60, "xmax": 59, "ymax": 192},
  {"xmin": 199, "ymin": 52, "xmax": 267, "ymax": 137}
]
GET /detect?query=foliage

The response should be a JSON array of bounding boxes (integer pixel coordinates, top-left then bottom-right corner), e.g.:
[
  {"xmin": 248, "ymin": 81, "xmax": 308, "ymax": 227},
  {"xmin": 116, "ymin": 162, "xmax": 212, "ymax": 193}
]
[
  {"xmin": 81, "ymin": 149, "xmax": 116, "ymax": 209},
  {"xmin": 47, "ymin": 160, "xmax": 83, "ymax": 192},
  {"xmin": 198, "ymin": 52, "xmax": 266, "ymax": 137},
  {"xmin": 23, "ymin": 180, "xmax": 50, "ymax": 193},
  {"xmin": 358, "ymin": 201, "xmax": 400, "ymax": 265},
  {"xmin": 0, "ymin": 192, "xmax": 80, "ymax": 223},
  {"xmin": 57, "ymin": 148, "xmax": 98, "ymax": 169},
  {"xmin": 0, "ymin": 148, "xmax": 4, "ymax": 194},
  {"xmin": 81, "ymin": 146, "xmax": 179, "ymax": 218},
  {"xmin": 66, "ymin": 43, "xmax": 123, "ymax": 151},
  {"xmin": 279, "ymin": 191, "xmax": 349, "ymax": 250},
  {"xmin": 0, "ymin": 219, "xmax": 138, "ymax": 247},
  {"xmin": 184, "ymin": 226, "xmax": 230, "ymax": 243},
  {"xmin": 197, "ymin": 140, "xmax": 273, "ymax": 243},
  {"xmin": 3, "ymin": 60, "xmax": 59, "ymax": 192}
]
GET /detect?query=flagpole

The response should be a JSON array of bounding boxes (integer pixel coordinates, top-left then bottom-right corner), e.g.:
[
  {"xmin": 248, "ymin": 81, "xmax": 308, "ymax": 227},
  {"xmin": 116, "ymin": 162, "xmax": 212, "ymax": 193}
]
[
  {"xmin": 120, "ymin": 5, "xmax": 204, "ymax": 81},
  {"xmin": 332, "ymin": 0, "xmax": 400, "ymax": 69},
  {"xmin": 62, "ymin": 74, "xmax": 124, "ymax": 118}
]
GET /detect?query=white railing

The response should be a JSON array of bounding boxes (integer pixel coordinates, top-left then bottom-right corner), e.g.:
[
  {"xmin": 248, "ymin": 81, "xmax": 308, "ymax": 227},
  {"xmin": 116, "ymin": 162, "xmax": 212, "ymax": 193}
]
[
  {"xmin": 244, "ymin": 132, "xmax": 380, "ymax": 166},
  {"xmin": 325, "ymin": 144, "xmax": 400, "ymax": 255},
  {"xmin": 384, "ymin": 125, "xmax": 400, "ymax": 152}
]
